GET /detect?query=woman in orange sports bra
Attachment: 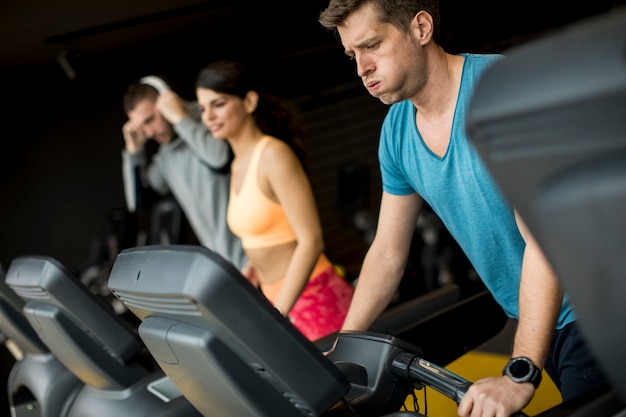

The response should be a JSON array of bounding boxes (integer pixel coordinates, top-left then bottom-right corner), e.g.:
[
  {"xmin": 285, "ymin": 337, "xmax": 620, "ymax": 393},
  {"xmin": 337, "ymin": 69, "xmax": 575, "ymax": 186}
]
[{"xmin": 195, "ymin": 59, "xmax": 354, "ymax": 341}]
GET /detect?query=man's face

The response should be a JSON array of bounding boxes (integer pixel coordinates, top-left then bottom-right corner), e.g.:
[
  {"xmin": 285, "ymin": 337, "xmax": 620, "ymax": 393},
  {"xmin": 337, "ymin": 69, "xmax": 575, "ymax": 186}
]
[
  {"xmin": 337, "ymin": 3, "xmax": 426, "ymax": 105},
  {"xmin": 127, "ymin": 98, "xmax": 174, "ymax": 144}
]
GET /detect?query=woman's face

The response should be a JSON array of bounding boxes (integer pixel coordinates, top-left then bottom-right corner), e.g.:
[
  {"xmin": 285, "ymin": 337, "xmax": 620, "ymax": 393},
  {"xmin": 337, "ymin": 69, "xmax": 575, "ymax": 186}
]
[{"xmin": 196, "ymin": 87, "xmax": 251, "ymax": 140}]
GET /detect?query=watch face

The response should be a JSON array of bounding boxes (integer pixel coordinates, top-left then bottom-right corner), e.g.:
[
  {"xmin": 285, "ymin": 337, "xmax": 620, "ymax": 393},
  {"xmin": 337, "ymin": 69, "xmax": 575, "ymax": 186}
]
[
  {"xmin": 503, "ymin": 356, "xmax": 542, "ymax": 388},
  {"xmin": 508, "ymin": 357, "xmax": 532, "ymax": 380}
]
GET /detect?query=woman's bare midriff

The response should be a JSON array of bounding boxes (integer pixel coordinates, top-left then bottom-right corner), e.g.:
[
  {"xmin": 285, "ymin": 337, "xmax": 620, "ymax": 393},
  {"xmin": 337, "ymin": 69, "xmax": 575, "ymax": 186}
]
[{"xmin": 245, "ymin": 240, "xmax": 297, "ymax": 285}]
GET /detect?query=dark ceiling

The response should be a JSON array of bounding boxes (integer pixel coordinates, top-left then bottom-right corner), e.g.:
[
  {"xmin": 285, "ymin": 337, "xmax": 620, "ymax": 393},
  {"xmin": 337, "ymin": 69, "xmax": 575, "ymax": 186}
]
[
  {"xmin": 0, "ymin": 0, "xmax": 261, "ymax": 69},
  {"xmin": 2, "ymin": 0, "xmax": 621, "ymax": 79},
  {"xmin": 0, "ymin": 0, "xmax": 623, "ymax": 274},
  {"xmin": 1, "ymin": 0, "xmax": 365, "ymax": 99}
]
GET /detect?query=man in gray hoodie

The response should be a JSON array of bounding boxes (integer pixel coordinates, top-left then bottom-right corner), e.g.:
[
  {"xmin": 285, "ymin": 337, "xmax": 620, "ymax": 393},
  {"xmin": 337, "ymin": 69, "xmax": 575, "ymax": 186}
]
[{"xmin": 121, "ymin": 78, "xmax": 248, "ymax": 271}]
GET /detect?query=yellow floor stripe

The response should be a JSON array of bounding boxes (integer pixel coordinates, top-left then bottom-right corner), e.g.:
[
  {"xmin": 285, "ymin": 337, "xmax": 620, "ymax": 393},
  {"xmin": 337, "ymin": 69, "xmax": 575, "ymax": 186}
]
[{"xmin": 402, "ymin": 350, "xmax": 562, "ymax": 416}]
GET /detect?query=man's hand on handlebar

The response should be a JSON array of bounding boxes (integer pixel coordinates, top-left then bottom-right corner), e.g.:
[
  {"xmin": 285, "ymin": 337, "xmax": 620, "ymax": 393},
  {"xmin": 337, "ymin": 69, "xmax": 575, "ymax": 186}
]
[{"xmin": 458, "ymin": 375, "xmax": 534, "ymax": 417}]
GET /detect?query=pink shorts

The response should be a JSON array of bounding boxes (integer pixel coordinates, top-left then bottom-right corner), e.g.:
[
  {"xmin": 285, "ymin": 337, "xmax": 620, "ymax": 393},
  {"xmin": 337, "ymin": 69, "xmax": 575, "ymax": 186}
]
[{"xmin": 285, "ymin": 266, "xmax": 354, "ymax": 341}]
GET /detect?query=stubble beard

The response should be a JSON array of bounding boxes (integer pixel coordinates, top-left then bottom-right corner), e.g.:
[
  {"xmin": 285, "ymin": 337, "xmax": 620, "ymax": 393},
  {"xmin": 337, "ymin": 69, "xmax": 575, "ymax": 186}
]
[
  {"xmin": 374, "ymin": 87, "xmax": 408, "ymax": 106},
  {"xmin": 377, "ymin": 93, "xmax": 402, "ymax": 106}
]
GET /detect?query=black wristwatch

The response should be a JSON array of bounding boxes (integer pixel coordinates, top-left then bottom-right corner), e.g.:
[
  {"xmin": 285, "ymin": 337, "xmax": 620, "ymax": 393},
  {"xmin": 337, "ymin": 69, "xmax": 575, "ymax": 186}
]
[{"xmin": 502, "ymin": 356, "xmax": 542, "ymax": 389}]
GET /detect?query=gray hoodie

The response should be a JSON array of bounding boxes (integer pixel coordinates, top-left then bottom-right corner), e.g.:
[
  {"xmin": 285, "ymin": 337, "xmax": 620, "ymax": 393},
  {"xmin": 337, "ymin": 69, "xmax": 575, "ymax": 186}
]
[{"xmin": 122, "ymin": 116, "xmax": 247, "ymax": 270}]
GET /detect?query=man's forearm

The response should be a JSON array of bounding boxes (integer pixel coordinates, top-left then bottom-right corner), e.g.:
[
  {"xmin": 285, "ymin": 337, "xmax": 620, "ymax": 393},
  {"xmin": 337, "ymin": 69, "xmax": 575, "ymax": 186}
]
[
  {"xmin": 342, "ymin": 246, "xmax": 405, "ymax": 331},
  {"xmin": 512, "ymin": 242, "xmax": 563, "ymax": 368},
  {"xmin": 174, "ymin": 118, "xmax": 231, "ymax": 168}
]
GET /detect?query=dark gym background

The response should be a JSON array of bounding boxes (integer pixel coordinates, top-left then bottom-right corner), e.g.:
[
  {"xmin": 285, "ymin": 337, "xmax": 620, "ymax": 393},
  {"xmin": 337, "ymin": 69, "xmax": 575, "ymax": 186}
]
[
  {"xmin": 1, "ymin": 0, "xmax": 624, "ymax": 411},
  {"xmin": 2, "ymin": 0, "xmax": 618, "ymax": 277}
]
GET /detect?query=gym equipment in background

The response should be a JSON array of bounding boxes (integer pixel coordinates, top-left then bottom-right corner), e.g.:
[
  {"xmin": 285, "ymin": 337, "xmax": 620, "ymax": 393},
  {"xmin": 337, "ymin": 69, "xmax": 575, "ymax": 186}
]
[
  {"xmin": 107, "ymin": 245, "xmax": 511, "ymax": 417},
  {"xmin": 108, "ymin": 245, "xmax": 350, "ymax": 417},
  {"xmin": 1, "ymin": 267, "xmax": 81, "ymax": 417},
  {"xmin": 5, "ymin": 255, "xmax": 202, "ymax": 417}
]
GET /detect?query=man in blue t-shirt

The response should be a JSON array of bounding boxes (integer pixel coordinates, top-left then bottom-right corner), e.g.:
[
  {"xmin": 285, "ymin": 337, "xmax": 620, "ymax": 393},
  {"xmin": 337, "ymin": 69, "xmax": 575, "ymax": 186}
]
[{"xmin": 319, "ymin": 1, "xmax": 607, "ymax": 416}]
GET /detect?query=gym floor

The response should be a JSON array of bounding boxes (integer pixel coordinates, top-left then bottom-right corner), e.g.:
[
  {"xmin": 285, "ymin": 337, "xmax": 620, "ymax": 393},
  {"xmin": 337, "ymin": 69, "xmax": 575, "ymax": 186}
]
[{"xmin": 403, "ymin": 319, "xmax": 562, "ymax": 416}]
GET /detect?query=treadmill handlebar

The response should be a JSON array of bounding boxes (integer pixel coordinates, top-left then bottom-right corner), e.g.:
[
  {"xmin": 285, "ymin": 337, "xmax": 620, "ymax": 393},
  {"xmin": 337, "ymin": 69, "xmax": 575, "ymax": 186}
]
[{"xmin": 389, "ymin": 350, "xmax": 529, "ymax": 417}]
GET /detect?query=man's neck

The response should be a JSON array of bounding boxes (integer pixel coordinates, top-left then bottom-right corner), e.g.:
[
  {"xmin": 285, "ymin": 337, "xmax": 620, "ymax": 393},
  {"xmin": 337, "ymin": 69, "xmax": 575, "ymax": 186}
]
[{"xmin": 413, "ymin": 49, "xmax": 464, "ymax": 119}]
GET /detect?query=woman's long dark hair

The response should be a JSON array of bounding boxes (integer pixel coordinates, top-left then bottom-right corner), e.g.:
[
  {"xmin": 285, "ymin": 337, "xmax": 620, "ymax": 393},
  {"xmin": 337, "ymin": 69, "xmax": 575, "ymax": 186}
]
[{"xmin": 196, "ymin": 59, "xmax": 308, "ymax": 171}]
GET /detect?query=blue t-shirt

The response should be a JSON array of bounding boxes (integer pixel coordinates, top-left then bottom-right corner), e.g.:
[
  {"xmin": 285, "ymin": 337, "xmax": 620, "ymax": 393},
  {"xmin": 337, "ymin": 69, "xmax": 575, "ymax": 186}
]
[{"xmin": 379, "ymin": 53, "xmax": 573, "ymax": 328}]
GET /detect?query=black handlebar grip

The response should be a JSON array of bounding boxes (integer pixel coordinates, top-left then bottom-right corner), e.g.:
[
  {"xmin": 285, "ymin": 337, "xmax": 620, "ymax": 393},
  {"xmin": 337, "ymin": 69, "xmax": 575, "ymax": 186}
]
[
  {"xmin": 389, "ymin": 351, "xmax": 530, "ymax": 416},
  {"xmin": 390, "ymin": 351, "xmax": 472, "ymax": 404}
]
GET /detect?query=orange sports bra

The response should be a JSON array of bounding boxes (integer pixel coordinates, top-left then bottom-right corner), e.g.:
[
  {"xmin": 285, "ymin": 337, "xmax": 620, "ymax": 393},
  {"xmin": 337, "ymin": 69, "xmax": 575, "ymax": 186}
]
[{"xmin": 227, "ymin": 136, "xmax": 297, "ymax": 249}]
